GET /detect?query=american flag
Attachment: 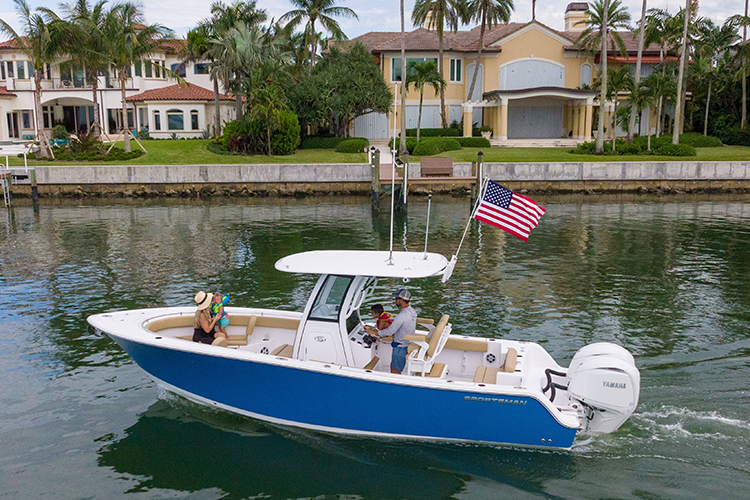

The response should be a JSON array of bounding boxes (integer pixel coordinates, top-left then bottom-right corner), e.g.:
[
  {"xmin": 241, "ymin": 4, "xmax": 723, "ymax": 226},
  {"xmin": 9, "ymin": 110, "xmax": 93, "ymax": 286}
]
[{"xmin": 473, "ymin": 180, "xmax": 545, "ymax": 242}]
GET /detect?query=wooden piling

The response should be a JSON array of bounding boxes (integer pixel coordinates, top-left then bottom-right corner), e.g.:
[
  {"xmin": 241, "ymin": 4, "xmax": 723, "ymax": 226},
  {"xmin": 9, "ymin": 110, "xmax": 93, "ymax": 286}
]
[
  {"xmin": 470, "ymin": 160, "xmax": 477, "ymax": 207},
  {"xmin": 30, "ymin": 168, "xmax": 39, "ymax": 213},
  {"xmin": 371, "ymin": 149, "xmax": 380, "ymax": 211}
]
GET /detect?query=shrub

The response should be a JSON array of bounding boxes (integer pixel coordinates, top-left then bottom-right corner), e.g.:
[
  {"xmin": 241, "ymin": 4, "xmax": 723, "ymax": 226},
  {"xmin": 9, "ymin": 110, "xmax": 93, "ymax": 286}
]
[
  {"xmin": 456, "ymin": 137, "xmax": 491, "ymax": 148},
  {"xmin": 412, "ymin": 137, "xmax": 461, "ymax": 156},
  {"xmin": 652, "ymin": 143, "xmax": 697, "ymax": 157},
  {"xmin": 270, "ymin": 110, "xmax": 301, "ymax": 155},
  {"xmin": 478, "ymin": 126, "xmax": 493, "ymax": 134},
  {"xmin": 716, "ymin": 127, "xmax": 750, "ymax": 147},
  {"xmin": 679, "ymin": 132, "xmax": 722, "ymax": 148},
  {"xmin": 336, "ymin": 137, "xmax": 369, "ymax": 153},
  {"xmin": 34, "ymin": 147, "xmax": 143, "ymax": 162},
  {"xmin": 405, "ymin": 127, "xmax": 461, "ymax": 137},
  {"xmin": 207, "ymin": 140, "xmax": 241, "ymax": 155},
  {"xmin": 52, "ymin": 124, "xmax": 69, "ymax": 140},
  {"xmin": 388, "ymin": 137, "xmax": 418, "ymax": 154},
  {"xmin": 300, "ymin": 136, "xmax": 345, "ymax": 149}
]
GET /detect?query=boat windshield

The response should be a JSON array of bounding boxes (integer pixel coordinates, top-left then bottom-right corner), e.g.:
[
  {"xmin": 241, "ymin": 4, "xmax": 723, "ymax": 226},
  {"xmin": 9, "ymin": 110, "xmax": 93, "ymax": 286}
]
[
  {"xmin": 346, "ymin": 309, "xmax": 362, "ymax": 335},
  {"xmin": 309, "ymin": 275, "xmax": 353, "ymax": 322}
]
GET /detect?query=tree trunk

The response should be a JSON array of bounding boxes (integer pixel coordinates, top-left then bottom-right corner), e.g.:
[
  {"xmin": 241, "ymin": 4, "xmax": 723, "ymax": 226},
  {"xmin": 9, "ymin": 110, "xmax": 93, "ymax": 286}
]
[
  {"xmin": 596, "ymin": 0, "xmax": 609, "ymax": 154},
  {"xmin": 743, "ymin": 0, "xmax": 748, "ymax": 128},
  {"xmin": 34, "ymin": 71, "xmax": 50, "ymax": 158},
  {"xmin": 399, "ymin": 0, "xmax": 407, "ymax": 154},
  {"xmin": 309, "ymin": 18, "xmax": 317, "ymax": 73},
  {"xmin": 673, "ymin": 0, "xmax": 690, "ymax": 145},
  {"xmin": 121, "ymin": 75, "xmax": 131, "ymax": 153},
  {"xmin": 417, "ymin": 90, "xmax": 423, "ymax": 142},
  {"xmin": 612, "ymin": 101, "xmax": 618, "ymax": 152},
  {"xmin": 214, "ymin": 77, "xmax": 222, "ymax": 137},
  {"xmin": 438, "ymin": 34, "xmax": 447, "ymax": 129},
  {"xmin": 235, "ymin": 94, "xmax": 242, "ymax": 121},
  {"xmin": 466, "ymin": 10, "xmax": 486, "ymax": 105},
  {"xmin": 703, "ymin": 77, "xmax": 712, "ymax": 136},
  {"xmin": 267, "ymin": 125, "xmax": 272, "ymax": 155},
  {"xmin": 627, "ymin": 0, "xmax": 648, "ymax": 143},
  {"xmin": 657, "ymin": 96, "xmax": 663, "ymax": 137},
  {"xmin": 90, "ymin": 72, "xmax": 101, "ymax": 139}
]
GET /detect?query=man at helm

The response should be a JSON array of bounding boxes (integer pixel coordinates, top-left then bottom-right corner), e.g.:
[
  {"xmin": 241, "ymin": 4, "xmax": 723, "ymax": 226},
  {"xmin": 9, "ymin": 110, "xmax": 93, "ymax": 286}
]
[{"xmin": 365, "ymin": 289, "xmax": 417, "ymax": 374}]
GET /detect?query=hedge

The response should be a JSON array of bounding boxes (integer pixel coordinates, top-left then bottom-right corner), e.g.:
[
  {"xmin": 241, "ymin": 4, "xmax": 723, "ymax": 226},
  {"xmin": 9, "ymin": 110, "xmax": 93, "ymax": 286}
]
[
  {"xmin": 716, "ymin": 127, "xmax": 750, "ymax": 146},
  {"xmin": 405, "ymin": 127, "xmax": 461, "ymax": 137},
  {"xmin": 678, "ymin": 132, "xmax": 722, "ymax": 148},
  {"xmin": 456, "ymin": 137, "xmax": 491, "ymax": 148},
  {"xmin": 335, "ymin": 138, "xmax": 369, "ymax": 153},
  {"xmin": 388, "ymin": 137, "xmax": 418, "ymax": 154},
  {"xmin": 300, "ymin": 136, "xmax": 369, "ymax": 149},
  {"xmin": 652, "ymin": 143, "xmax": 697, "ymax": 157},
  {"xmin": 412, "ymin": 137, "xmax": 461, "ymax": 156}
]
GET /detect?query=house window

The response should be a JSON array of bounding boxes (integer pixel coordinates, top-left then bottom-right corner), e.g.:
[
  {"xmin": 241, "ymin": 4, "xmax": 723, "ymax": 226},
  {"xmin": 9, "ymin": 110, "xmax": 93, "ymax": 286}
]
[
  {"xmin": 167, "ymin": 109, "xmax": 183, "ymax": 130},
  {"xmin": 194, "ymin": 63, "xmax": 209, "ymax": 74},
  {"xmin": 154, "ymin": 61, "xmax": 161, "ymax": 78},
  {"xmin": 161, "ymin": 61, "xmax": 166, "ymax": 78},
  {"xmin": 1, "ymin": 63, "xmax": 5, "ymax": 80},
  {"xmin": 450, "ymin": 59, "xmax": 462, "ymax": 82},
  {"xmin": 171, "ymin": 63, "xmax": 186, "ymax": 78},
  {"xmin": 44, "ymin": 63, "xmax": 51, "ymax": 80},
  {"xmin": 134, "ymin": 62, "xmax": 142, "ymax": 77},
  {"xmin": 17, "ymin": 61, "xmax": 25, "ymax": 79},
  {"xmin": 22, "ymin": 111, "xmax": 31, "ymax": 129},
  {"xmin": 391, "ymin": 57, "xmax": 438, "ymax": 82},
  {"xmin": 43, "ymin": 106, "xmax": 53, "ymax": 129},
  {"xmin": 190, "ymin": 110, "xmax": 199, "ymax": 130},
  {"xmin": 7, "ymin": 62, "xmax": 14, "ymax": 78},
  {"xmin": 580, "ymin": 63, "xmax": 592, "ymax": 87},
  {"xmin": 153, "ymin": 110, "xmax": 161, "ymax": 131},
  {"xmin": 145, "ymin": 61, "xmax": 152, "ymax": 78},
  {"xmin": 28, "ymin": 61, "xmax": 34, "ymax": 77}
]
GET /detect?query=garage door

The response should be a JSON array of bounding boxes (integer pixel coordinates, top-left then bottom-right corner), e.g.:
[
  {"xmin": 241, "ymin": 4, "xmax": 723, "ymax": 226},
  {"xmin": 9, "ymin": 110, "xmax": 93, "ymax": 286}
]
[
  {"xmin": 353, "ymin": 112, "xmax": 388, "ymax": 139},
  {"xmin": 508, "ymin": 106, "xmax": 563, "ymax": 139}
]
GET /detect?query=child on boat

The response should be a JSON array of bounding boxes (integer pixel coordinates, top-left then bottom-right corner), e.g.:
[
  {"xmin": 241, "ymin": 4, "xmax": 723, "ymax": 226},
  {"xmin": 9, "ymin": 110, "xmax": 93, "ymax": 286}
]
[
  {"xmin": 211, "ymin": 292, "xmax": 230, "ymax": 336},
  {"xmin": 371, "ymin": 304, "xmax": 393, "ymax": 330}
]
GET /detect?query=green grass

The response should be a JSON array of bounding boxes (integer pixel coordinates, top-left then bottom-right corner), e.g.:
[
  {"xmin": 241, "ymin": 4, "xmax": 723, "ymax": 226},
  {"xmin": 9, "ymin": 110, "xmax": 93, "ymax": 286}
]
[
  {"xmin": 7, "ymin": 138, "xmax": 749, "ymax": 166},
  {"xmin": 429, "ymin": 145, "xmax": 750, "ymax": 163},
  {"xmin": 7, "ymin": 139, "xmax": 367, "ymax": 166}
]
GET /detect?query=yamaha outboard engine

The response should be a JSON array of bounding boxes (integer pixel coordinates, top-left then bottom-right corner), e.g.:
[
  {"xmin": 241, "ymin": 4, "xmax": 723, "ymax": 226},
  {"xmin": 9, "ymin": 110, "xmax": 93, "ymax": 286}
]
[{"xmin": 566, "ymin": 343, "xmax": 640, "ymax": 434}]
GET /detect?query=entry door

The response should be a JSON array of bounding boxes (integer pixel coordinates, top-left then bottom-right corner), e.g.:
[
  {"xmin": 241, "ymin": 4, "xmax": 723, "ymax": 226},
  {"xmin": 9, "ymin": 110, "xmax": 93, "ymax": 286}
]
[{"xmin": 7, "ymin": 112, "xmax": 19, "ymax": 138}]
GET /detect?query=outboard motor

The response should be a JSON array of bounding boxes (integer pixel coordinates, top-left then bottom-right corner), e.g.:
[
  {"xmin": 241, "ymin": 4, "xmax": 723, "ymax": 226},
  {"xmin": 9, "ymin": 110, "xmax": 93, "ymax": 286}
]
[{"xmin": 566, "ymin": 343, "xmax": 640, "ymax": 434}]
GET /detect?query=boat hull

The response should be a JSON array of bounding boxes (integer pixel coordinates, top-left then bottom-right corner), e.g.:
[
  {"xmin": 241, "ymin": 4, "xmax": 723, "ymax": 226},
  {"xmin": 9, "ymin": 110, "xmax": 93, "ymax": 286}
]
[{"xmin": 110, "ymin": 334, "xmax": 578, "ymax": 449}]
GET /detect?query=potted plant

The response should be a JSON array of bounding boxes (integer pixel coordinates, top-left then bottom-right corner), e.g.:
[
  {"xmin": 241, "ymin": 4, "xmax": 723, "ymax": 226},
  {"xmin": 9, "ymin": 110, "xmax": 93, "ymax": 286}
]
[{"xmin": 479, "ymin": 126, "xmax": 493, "ymax": 140}]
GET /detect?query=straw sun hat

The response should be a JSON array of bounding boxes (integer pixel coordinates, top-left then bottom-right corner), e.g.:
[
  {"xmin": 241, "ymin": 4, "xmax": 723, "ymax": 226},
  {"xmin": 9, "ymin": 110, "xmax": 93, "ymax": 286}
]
[{"xmin": 194, "ymin": 291, "xmax": 213, "ymax": 310}]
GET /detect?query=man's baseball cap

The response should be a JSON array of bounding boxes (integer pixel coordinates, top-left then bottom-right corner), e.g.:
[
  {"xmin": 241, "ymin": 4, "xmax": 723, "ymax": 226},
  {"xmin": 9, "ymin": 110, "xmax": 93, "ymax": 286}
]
[{"xmin": 393, "ymin": 289, "xmax": 411, "ymax": 301}]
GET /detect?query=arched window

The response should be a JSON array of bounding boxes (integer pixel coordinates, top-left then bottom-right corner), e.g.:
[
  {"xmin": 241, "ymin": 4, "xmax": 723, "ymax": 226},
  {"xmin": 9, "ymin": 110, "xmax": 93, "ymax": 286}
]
[
  {"xmin": 190, "ymin": 110, "xmax": 199, "ymax": 130},
  {"xmin": 167, "ymin": 109, "xmax": 184, "ymax": 130},
  {"xmin": 153, "ymin": 110, "xmax": 161, "ymax": 131},
  {"xmin": 580, "ymin": 63, "xmax": 593, "ymax": 88}
]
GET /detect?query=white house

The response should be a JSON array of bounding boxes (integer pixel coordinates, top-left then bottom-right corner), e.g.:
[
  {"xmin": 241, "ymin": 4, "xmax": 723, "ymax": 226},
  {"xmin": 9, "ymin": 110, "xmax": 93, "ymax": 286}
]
[{"xmin": 0, "ymin": 38, "xmax": 236, "ymax": 142}]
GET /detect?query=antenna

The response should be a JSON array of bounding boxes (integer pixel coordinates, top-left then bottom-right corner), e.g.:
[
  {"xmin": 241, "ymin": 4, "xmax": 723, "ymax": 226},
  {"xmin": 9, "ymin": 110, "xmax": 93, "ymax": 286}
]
[{"xmin": 423, "ymin": 195, "xmax": 432, "ymax": 259}]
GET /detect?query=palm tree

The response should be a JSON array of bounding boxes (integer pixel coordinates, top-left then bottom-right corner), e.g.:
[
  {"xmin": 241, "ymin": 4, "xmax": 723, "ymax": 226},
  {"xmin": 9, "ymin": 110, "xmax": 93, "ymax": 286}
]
[
  {"xmin": 575, "ymin": 0, "xmax": 631, "ymax": 153},
  {"xmin": 465, "ymin": 0, "xmax": 514, "ymax": 105},
  {"xmin": 695, "ymin": 19, "xmax": 740, "ymax": 136},
  {"xmin": 626, "ymin": 0, "xmax": 648, "ymax": 143},
  {"xmin": 0, "ymin": 0, "xmax": 64, "ymax": 157},
  {"xmin": 744, "ymin": 0, "xmax": 748, "ymax": 128},
  {"xmin": 103, "ymin": 2, "xmax": 172, "ymax": 152},
  {"xmin": 412, "ymin": 0, "xmax": 464, "ymax": 129},
  {"xmin": 280, "ymin": 0, "xmax": 358, "ymax": 72},
  {"xmin": 645, "ymin": 69, "xmax": 676, "ymax": 137},
  {"xmin": 673, "ymin": 0, "xmax": 692, "ymax": 145},
  {"xmin": 184, "ymin": 25, "xmax": 223, "ymax": 136},
  {"xmin": 56, "ymin": 0, "xmax": 110, "ymax": 138},
  {"xmin": 405, "ymin": 60, "xmax": 445, "ymax": 141},
  {"xmin": 249, "ymin": 85, "xmax": 287, "ymax": 155},
  {"xmin": 606, "ymin": 65, "xmax": 631, "ymax": 151}
]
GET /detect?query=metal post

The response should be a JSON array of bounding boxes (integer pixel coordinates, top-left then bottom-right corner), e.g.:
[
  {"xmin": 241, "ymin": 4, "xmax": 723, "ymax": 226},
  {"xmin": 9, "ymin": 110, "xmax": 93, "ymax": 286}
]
[
  {"xmin": 30, "ymin": 168, "xmax": 39, "ymax": 213},
  {"xmin": 476, "ymin": 151, "xmax": 484, "ymax": 206},
  {"xmin": 371, "ymin": 149, "xmax": 380, "ymax": 211},
  {"xmin": 470, "ymin": 160, "xmax": 477, "ymax": 206}
]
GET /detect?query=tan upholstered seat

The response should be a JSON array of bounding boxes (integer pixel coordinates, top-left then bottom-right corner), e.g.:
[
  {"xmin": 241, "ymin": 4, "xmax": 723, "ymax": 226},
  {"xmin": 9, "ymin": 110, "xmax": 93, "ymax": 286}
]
[
  {"xmin": 473, "ymin": 365, "xmax": 501, "ymax": 384},
  {"xmin": 444, "ymin": 338, "xmax": 488, "ymax": 352},
  {"xmin": 146, "ymin": 315, "xmax": 194, "ymax": 332},
  {"xmin": 405, "ymin": 315, "xmax": 451, "ymax": 376},
  {"xmin": 271, "ymin": 344, "xmax": 293, "ymax": 358},
  {"xmin": 503, "ymin": 348, "xmax": 518, "ymax": 372},
  {"xmin": 363, "ymin": 356, "xmax": 379, "ymax": 370}
]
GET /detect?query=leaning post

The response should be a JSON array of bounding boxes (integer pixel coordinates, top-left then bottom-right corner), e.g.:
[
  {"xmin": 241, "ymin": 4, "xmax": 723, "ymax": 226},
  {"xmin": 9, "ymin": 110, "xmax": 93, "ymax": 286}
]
[
  {"xmin": 371, "ymin": 149, "xmax": 380, "ymax": 211},
  {"xmin": 30, "ymin": 168, "xmax": 39, "ymax": 213}
]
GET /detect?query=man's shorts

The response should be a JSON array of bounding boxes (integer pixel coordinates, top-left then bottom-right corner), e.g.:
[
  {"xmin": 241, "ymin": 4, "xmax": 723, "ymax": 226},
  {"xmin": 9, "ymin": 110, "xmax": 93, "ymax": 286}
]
[
  {"xmin": 391, "ymin": 344, "xmax": 408, "ymax": 373},
  {"xmin": 218, "ymin": 316, "xmax": 229, "ymax": 327}
]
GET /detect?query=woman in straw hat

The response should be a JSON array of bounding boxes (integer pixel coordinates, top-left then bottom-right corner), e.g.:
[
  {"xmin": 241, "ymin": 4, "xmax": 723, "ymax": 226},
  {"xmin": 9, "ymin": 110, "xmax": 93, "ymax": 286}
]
[{"xmin": 193, "ymin": 291, "xmax": 228, "ymax": 346}]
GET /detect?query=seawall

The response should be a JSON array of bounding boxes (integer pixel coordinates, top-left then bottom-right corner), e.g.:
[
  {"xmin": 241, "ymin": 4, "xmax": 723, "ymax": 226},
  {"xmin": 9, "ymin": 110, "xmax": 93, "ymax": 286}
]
[{"xmin": 8, "ymin": 161, "xmax": 750, "ymax": 197}]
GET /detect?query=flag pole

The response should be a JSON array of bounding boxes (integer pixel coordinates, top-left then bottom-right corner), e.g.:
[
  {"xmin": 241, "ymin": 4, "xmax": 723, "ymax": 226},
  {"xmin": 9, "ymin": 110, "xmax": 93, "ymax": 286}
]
[{"xmin": 442, "ymin": 177, "xmax": 488, "ymax": 283}]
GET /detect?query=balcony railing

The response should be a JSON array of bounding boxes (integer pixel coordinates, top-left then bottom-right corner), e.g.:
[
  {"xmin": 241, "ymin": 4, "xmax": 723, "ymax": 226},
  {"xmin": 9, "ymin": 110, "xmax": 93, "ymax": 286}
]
[{"xmin": 4, "ymin": 78, "xmax": 135, "ymax": 91}]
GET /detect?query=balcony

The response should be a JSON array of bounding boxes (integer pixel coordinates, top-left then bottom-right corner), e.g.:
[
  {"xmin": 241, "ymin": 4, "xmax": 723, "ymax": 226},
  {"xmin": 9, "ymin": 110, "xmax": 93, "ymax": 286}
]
[{"xmin": 4, "ymin": 78, "xmax": 135, "ymax": 91}]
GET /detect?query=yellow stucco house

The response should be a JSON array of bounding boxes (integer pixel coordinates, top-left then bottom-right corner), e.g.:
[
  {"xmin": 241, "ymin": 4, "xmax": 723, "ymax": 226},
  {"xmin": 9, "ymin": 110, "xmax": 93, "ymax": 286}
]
[{"xmin": 350, "ymin": 2, "xmax": 670, "ymax": 144}]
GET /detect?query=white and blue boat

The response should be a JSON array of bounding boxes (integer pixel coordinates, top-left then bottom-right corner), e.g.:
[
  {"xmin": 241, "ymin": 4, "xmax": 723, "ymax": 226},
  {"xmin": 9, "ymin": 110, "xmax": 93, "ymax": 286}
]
[{"xmin": 88, "ymin": 249, "xmax": 640, "ymax": 450}]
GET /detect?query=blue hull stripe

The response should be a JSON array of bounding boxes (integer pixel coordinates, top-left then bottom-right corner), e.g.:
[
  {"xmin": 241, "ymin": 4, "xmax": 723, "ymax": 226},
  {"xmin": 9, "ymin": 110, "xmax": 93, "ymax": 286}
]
[{"xmin": 114, "ymin": 336, "xmax": 577, "ymax": 448}]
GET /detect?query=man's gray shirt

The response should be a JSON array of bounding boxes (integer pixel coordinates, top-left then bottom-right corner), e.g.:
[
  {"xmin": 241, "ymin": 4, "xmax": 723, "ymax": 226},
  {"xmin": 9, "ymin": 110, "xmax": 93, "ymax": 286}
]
[{"xmin": 378, "ymin": 305, "xmax": 417, "ymax": 346}]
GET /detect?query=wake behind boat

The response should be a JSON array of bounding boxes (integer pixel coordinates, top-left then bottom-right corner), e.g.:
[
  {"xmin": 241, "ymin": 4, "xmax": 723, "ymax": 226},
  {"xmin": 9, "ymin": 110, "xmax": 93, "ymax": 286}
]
[{"xmin": 88, "ymin": 249, "xmax": 640, "ymax": 450}]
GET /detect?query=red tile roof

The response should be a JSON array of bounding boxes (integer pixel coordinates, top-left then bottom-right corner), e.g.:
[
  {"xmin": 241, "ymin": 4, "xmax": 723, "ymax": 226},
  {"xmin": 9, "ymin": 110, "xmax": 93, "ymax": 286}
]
[
  {"xmin": 0, "ymin": 85, "xmax": 17, "ymax": 97},
  {"xmin": 0, "ymin": 38, "xmax": 21, "ymax": 49},
  {"xmin": 126, "ymin": 83, "xmax": 234, "ymax": 102}
]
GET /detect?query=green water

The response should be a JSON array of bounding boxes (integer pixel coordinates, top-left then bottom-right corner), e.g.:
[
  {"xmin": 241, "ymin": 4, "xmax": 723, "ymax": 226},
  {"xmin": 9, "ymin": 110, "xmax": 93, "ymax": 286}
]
[{"xmin": 1, "ymin": 195, "xmax": 749, "ymax": 499}]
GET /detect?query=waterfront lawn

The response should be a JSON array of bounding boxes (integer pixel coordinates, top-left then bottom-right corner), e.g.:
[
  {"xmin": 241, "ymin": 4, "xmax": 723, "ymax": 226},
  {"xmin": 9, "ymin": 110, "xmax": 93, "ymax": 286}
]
[
  {"xmin": 7, "ymin": 139, "xmax": 367, "ymax": 165},
  {"xmin": 433, "ymin": 145, "xmax": 750, "ymax": 162}
]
